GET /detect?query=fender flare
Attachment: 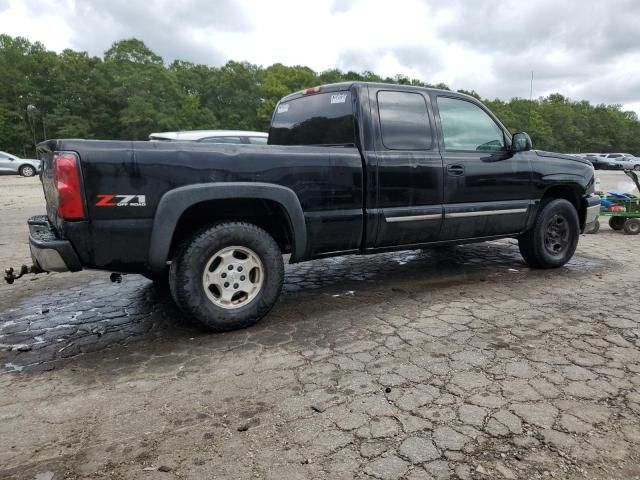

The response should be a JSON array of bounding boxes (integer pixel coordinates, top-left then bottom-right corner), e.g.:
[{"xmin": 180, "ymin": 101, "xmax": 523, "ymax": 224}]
[
  {"xmin": 539, "ymin": 175, "xmax": 588, "ymax": 205},
  {"xmin": 525, "ymin": 176, "xmax": 588, "ymax": 230},
  {"xmin": 148, "ymin": 182, "xmax": 307, "ymax": 272}
]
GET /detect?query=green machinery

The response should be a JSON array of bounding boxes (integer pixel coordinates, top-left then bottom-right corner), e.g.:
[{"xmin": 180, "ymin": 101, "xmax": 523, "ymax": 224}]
[{"xmin": 589, "ymin": 170, "xmax": 640, "ymax": 235}]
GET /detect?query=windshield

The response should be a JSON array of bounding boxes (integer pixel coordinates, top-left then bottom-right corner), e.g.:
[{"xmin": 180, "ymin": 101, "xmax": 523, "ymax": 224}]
[{"xmin": 269, "ymin": 91, "xmax": 355, "ymax": 146}]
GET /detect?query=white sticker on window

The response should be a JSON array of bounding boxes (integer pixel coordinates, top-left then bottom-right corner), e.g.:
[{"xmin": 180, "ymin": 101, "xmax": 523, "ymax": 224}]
[
  {"xmin": 331, "ymin": 93, "xmax": 347, "ymax": 104},
  {"xmin": 277, "ymin": 103, "xmax": 289, "ymax": 113}
]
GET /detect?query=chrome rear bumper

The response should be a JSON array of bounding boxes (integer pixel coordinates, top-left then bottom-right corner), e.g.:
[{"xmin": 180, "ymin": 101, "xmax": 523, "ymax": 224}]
[{"xmin": 28, "ymin": 216, "xmax": 82, "ymax": 272}]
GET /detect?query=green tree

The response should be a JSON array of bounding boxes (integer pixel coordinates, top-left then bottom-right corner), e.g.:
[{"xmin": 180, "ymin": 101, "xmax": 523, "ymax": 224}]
[
  {"xmin": 203, "ymin": 61, "xmax": 263, "ymax": 130},
  {"xmin": 102, "ymin": 40, "xmax": 185, "ymax": 139},
  {"xmin": 0, "ymin": 34, "xmax": 639, "ymax": 157}
]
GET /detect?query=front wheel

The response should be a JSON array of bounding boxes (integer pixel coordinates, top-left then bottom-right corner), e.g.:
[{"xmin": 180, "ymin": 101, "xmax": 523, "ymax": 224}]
[
  {"xmin": 169, "ymin": 222, "xmax": 284, "ymax": 332},
  {"xmin": 518, "ymin": 199, "xmax": 580, "ymax": 269},
  {"xmin": 19, "ymin": 165, "xmax": 36, "ymax": 177}
]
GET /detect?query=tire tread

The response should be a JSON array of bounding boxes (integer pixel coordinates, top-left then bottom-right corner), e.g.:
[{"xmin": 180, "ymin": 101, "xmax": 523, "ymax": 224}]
[
  {"xmin": 518, "ymin": 199, "xmax": 579, "ymax": 269},
  {"xmin": 169, "ymin": 221, "xmax": 284, "ymax": 331}
]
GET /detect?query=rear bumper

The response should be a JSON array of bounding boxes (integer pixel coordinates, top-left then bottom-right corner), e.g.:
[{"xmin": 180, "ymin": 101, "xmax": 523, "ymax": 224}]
[
  {"xmin": 28, "ymin": 216, "xmax": 82, "ymax": 272},
  {"xmin": 583, "ymin": 194, "xmax": 601, "ymax": 229}
]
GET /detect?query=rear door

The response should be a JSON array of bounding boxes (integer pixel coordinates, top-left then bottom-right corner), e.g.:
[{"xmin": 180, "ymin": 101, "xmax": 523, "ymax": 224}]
[
  {"xmin": 269, "ymin": 88, "xmax": 364, "ymax": 257},
  {"xmin": 434, "ymin": 94, "xmax": 532, "ymax": 240},
  {"xmin": 366, "ymin": 88, "xmax": 443, "ymax": 248}
]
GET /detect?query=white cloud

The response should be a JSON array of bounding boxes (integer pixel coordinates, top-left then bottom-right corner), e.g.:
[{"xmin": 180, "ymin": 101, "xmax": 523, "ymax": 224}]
[{"xmin": 1, "ymin": 0, "xmax": 639, "ymax": 115}]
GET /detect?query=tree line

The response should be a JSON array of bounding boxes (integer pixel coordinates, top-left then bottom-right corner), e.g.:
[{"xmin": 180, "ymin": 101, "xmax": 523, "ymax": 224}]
[{"xmin": 1, "ymin": 35, "xmax": 639, "ymax": 157}]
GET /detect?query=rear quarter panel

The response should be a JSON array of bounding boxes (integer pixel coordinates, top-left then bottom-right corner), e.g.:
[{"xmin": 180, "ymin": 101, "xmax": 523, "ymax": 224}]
[{"xmin": 40, "ymin": 140, "xmax": 364, "ymax": 271}]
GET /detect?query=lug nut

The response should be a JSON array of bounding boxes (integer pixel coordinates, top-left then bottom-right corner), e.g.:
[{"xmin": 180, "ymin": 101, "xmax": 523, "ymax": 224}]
[
  {"xmin": 228, "ymin": 265, "xmax": 233, "ymax": 270},
  {"xmin": 240, "ymin": 275, "xmax": 246, "ymax": 281},
  {"xmin": 238, "ymin": 266, "xmax": 243, "ymax": 272},
  {"xmin": 233, "ymin": 283, "xmax": 239, "ymax": 289},
  {"xmin": 224, "ymin": 282, "xmax": 229, "ymax": 288},
  {"xmin": 221, "ymin": 272, "xmax": 227, "ymax": 278}
]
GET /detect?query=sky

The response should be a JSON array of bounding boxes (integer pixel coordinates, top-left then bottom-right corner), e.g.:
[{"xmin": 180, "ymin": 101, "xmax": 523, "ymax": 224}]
[{"xmin": 1, "ymin": 0, "xmax": 640, "ymax": 115}]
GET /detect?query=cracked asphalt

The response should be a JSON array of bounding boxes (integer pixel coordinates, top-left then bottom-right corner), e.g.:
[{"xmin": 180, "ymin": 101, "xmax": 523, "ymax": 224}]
[{"xmin": 1, "ymin": 175, "xmax": 640, "ymax": 480}]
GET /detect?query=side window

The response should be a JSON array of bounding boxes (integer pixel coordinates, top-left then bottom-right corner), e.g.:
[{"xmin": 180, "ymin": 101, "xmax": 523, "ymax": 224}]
[
  {"xmin": 437, "ymin": 97, "xmax": 505, "ymax": 151},
  {"xmin": 609, "ymin": 154, "xmax": 621, "ymax": 158},
  {"xmin": 199, "ymin": 136, "xmax": 242, "ymax": 144},
  {"xmin": 248, "ymin": 136, "xmax": 268, "ymax": 145},
  {"xmin": 377, "ymin": 91, "xmax": 432, "ymax": 150}
]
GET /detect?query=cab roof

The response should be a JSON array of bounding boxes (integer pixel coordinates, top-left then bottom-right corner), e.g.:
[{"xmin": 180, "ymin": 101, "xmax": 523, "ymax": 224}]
[{"xmin": 280, "ymin": 81, "xmax": 464, "ymax": 103}]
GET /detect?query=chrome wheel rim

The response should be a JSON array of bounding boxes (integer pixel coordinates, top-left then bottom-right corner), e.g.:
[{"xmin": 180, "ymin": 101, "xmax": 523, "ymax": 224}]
[
  {"xmin": 202, "ymin": 246, "xmax": 264, "ymax": 309},
  {"xmin": 22, "ymin": 166, "xmax": 34, "ymax": 176},
  {"xmin": 544, "ymin": 214, "xmax": 569, "ymax": 255}
]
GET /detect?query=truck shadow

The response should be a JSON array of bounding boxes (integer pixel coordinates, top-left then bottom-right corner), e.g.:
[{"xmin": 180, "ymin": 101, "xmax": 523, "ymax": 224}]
[{"xmin": 0, "ymin": 240, "xmax": 607, "ymax": 374}]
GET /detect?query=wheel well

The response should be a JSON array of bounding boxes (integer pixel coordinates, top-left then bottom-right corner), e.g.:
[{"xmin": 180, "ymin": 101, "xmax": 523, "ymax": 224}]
[
  {"xmin": 541, "ymin": 185, "xmax": 585, "ymax": 226},
  {"xmin": 168, "ymin": 198, "xmax": 293, "ymax": 260},
  {"xmin": 19, "ymin": 164, "xmax": 34, "ymax": 171}
]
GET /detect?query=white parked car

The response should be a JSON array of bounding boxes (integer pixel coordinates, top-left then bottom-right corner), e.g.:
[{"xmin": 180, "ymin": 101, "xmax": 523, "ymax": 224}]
[
  {"xmin": 149, "ymin": 130, "xmax": 269, "ymax": 145},
  {"xmin": 0, "ymin": 150, "xmax": 41, "ymax": 177},
  {"xmin": 601, "ymin": 153, "xmax": 640, "ymax": 171}
]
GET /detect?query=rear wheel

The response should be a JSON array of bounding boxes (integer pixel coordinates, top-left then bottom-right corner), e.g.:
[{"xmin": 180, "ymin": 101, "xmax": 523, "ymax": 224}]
[
  {"xmin": 169, "ymin": 222, "xmax": 284, "ymax": 331},
  {"xmin": 623, "ymin": 218, "xmax": 640, "ymax": 235},
  {"xmin": 609, "ymin": 216, "xmax": 625, "ymax": 231},
  {"xmin": 19, "ymin": 165, "xmax": 36, "ymax": 177},
  {"xmin": 634, "ymin": 165, "xmax": 640, "ymax": 171},
  {"xmin": 518, "ymin": 199, "xmax": 580, "ymax": 269}
]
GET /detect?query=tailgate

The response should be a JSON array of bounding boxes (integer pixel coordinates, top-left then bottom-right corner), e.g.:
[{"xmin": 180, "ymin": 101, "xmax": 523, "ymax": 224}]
[{"xmin": 36, "ymin": 140, "xmax": 63, "ymax": 230}]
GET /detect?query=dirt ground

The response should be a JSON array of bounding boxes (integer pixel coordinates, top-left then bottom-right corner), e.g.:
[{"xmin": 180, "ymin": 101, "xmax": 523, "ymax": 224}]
[{"xmin": 1, "ymin": 172, "xmax": 640, "ymax": 480}]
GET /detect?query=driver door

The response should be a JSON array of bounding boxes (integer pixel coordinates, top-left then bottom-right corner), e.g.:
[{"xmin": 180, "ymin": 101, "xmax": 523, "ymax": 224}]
[{"xmin": 435, "ymin": 95, "xmax": 533, "ymax": 240}]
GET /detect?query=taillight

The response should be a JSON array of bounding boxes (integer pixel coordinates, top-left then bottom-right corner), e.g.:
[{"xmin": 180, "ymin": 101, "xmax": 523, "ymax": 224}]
[{"xmin": 53, "ymin": 152, "xmax": 85, "ymax": 220}]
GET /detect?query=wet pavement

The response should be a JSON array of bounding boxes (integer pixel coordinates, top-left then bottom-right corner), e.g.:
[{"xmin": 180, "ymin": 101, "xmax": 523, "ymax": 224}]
[
  {"xmin": 1, "ymin": 175, "xmax": 640, "ymax": 479},
  {"xmin": 0, "ymin": 244, "xmax": 606, "ymax": 374}
]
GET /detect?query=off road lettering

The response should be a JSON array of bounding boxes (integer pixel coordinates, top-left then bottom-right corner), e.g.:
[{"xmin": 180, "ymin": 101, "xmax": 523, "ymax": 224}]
[{"xmin": 96, "ymin": 194, "xmax": 146, "ymax": 207}]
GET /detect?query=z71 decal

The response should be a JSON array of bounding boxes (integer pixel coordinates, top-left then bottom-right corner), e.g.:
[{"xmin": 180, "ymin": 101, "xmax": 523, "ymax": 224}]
[{"xmin": 96, "ymin": 194, "xmax": 146, "ymax": 207}]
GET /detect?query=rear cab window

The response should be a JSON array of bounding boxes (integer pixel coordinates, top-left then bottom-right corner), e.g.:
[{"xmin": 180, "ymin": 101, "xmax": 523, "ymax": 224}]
[
  {"xmin": 377, "ymin": 90, "xmax": 432, "ymax": 150},
  {"xmin": 269, "ymin": 91, "xmax": 355, "ymax": 146}
]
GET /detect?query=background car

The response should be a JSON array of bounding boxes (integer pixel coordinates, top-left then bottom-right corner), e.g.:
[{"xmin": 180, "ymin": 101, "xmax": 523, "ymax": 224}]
[
  {"xmin": 0, "ymin": 150, "xmax": 41, "ymax": 177},
  {"xmin": 149, "ymin": 130, "xmax": 268, "ymax": 144},
  {"xmin": 603, "ymin": 153, "xmax": 640, "ymax": 170},
  {"xmin": 582, "ymin": 154, "xmax": 624, "ymax": 170}
]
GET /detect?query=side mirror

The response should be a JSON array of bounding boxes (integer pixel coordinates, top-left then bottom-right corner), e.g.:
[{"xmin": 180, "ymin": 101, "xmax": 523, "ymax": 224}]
[{"xmin": 511, "ymin": 132, "xmax": 532, "ymax": 152}]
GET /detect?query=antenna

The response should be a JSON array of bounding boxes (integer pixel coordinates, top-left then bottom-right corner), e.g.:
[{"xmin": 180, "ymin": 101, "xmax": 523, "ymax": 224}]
[{"xmin": 530, "ymin": 71, "xmax": 534, "ymax": 101}]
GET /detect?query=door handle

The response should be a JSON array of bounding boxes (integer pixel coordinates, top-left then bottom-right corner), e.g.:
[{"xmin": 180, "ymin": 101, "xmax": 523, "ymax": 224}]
[{"xmin": 447, "ymin": 164, "xmax": 465, "ymax": 176}]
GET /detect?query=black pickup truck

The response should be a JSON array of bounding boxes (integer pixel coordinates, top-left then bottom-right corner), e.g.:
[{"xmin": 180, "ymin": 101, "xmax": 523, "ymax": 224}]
[{"xmin": 23, "ymin": 82, "xmax": 600, "ymax": 331}]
